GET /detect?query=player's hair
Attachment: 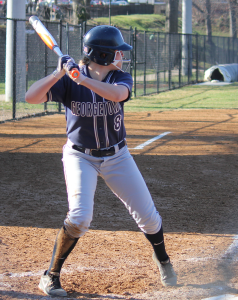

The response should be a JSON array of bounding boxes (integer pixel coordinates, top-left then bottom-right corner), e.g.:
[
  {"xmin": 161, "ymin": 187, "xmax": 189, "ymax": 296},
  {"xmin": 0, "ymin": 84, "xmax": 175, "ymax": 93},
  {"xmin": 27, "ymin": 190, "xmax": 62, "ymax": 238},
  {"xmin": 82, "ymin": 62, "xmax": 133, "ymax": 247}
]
[{"xmin": 79, "ymin": 56, "xmax": 90, "ymax": 66}]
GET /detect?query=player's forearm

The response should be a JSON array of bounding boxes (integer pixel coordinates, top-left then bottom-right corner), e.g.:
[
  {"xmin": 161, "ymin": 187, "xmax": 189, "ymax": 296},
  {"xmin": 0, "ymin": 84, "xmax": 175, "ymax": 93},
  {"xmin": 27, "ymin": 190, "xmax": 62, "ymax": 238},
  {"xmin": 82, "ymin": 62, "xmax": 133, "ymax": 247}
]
[
  {"xmin": 80, "ymin": 78, "xmax": 129, "ymax": 102},
  {"xmin": 25, "ymin": 74, "xmax": 59, "ymax": 104}
]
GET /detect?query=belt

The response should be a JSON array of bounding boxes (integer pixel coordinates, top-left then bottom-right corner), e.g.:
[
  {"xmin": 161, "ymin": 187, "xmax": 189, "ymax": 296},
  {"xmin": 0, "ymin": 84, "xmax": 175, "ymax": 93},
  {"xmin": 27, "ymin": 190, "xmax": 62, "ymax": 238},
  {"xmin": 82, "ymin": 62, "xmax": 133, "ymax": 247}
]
[{"xmin": 72, "ymin": 140, "xmax": 126, "ymax": 157}]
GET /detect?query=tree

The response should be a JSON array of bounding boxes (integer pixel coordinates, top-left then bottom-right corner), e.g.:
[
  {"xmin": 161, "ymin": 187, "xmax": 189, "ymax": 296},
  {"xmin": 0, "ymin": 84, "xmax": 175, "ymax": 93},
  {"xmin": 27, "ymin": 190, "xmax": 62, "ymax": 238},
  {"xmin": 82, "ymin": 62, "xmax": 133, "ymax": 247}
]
[
  {"xmin": 72, "ymin": 0, "xmax": 80, "ymax": 24},
  {"xmin": 72, "ymin": 0, "xmax": 89, "ymax": 25},
  {"xmin": 165, "ymin": 0, "xmax": 179, "ymax": 33},
  {"xmin": 205, "ymin": 0, "xmax": 212, "ymax": 42},
  {"xmin": 228, "ymin": 0, "xmax": 237, "ymax": 38}
]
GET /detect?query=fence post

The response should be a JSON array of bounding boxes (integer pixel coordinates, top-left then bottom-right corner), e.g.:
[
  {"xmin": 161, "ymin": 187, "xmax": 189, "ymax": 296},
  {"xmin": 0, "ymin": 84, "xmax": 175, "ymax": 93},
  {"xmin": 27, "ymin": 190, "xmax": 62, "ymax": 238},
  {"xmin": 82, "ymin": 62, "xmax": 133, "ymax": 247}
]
[
  {"xmin": 143, "ymin": 31, "xmax": 146, "ymax": 95},
  {"xmin": 196, "ymin": 33, "xmax": 198, "ymax": 83},
  {"xmin": 44, "ymin": 21, "xmax": 48, "ymax": 112},
  {"xmin": 26, "ymin": 29, "xmax": 29, "ymax": 93},
  {"xmin": 179, "ymin": 33, "xmax": 181, "ymax": 87},
  {"xmin": 58, "ymin": 19, "xmax": 63, "ymax": 113},
  {"xmin": 109, "ymin": 0, "xmax": 111, "ymax": 25},
  {"xmin": 156, "ymin": 32, "xmax": 160, "ymax": 93},
  {"xmin": 134, "ymin": 27, "xmax": 137, "ymax": 98},
  {"xmin": 203, "ymin": 35, "xmax": 206, "ymax": 74},
  {"xmin": 80, "ymin": 23, "xmax": 83, "ymax": 55},
  {"xmin": 222, "ymin": 36, "xmax": 225, "ymax": 63},
  {"xmin": 66, "ymin": 22, "xmax": 69, "ymax": 55},
  {"xmin": 168, "ymin": 33, "xmax": 171, "ymax": 90},
  {"xmin": 232, "ymin": 37, "xmax": 235, "ymax": 63},
  {"xmin": 228, "ymin": 38, "xmax": 230, "ymax": 63},
  {"xmin": 12, "ymin": 19, "xmax": 17, "ymax": 119},
  {"xmin": 129, "ymin": 26, "xmax": 133, "ymax": 77},
  {"xmin": 83, "ymin": 21, "xmax": 86, "ymax": 36},
  {"xmin": 187, "ymin": 34, "xmax": 190, "ymax": 84},
  {"xmin": 164, "ymin": 33, "xmax": 166, "ymax": 83},
  {"xmin": 235, "ymin": 39, "xmax": 238, "ymax": 63}
]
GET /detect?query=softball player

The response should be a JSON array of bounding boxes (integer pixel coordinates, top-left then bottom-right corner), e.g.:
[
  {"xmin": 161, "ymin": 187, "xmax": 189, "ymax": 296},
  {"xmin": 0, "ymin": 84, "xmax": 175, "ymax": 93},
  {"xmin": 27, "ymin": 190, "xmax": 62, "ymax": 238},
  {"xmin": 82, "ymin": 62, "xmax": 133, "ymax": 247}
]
[{"xmin": 26, "ymin": 25, "xmax": 177, "ymax": 297}]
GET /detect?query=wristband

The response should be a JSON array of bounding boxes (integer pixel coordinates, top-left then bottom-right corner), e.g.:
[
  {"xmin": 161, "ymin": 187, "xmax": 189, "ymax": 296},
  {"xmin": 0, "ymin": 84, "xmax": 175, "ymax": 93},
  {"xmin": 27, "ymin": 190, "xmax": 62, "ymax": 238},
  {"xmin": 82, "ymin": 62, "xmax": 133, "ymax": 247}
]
[
  {"xmin": 76, "ymin": 74, "xmax": 86, "ymax": 85},
  {"xmin": 52, "ymin": 70, "xmax": 63, "ymax": 80}
]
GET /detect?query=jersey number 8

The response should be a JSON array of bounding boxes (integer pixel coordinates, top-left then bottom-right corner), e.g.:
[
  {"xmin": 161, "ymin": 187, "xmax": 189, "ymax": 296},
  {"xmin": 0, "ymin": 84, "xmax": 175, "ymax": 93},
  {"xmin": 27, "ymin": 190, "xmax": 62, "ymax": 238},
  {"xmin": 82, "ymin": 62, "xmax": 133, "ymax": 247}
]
[{"xmin": 114, "ymin": 114, "xmax": 122, "ymax": 131}]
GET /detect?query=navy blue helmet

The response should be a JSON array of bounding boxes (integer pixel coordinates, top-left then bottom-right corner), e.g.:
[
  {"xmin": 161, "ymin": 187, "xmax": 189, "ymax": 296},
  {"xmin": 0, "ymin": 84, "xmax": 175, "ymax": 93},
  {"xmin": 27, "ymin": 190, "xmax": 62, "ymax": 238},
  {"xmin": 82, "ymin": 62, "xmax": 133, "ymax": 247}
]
[{"xmin": 83, "ymin": 25, "xmax": 132, "ymax": 66}]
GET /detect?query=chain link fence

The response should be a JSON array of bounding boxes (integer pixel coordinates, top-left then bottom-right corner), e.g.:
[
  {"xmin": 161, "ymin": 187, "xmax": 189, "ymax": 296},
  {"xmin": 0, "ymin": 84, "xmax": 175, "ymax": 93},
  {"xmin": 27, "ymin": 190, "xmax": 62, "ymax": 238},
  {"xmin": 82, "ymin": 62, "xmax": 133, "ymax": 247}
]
[{"xmin": 1, "ymin": 17, "xmax": 238, "ymax": 122}]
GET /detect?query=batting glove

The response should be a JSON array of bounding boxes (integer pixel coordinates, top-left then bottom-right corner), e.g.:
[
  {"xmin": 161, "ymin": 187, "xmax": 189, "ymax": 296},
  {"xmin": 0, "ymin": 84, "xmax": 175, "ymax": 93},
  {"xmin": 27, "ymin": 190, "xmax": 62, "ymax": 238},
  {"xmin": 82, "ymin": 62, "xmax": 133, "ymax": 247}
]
[
  {"xmin": 53, "ymin": 55, "xmax": 72, "ymax": 80},
  {"xmin": 58, "ymin": 55, "xmax": 73, "ymax": 72},
  {"xmin": 64, "ymin": 60, "xmax": 86, "ymax": 85},
  {"xmin": 63, "ymin": 58, "xmax": 78, "ymax": 72}
]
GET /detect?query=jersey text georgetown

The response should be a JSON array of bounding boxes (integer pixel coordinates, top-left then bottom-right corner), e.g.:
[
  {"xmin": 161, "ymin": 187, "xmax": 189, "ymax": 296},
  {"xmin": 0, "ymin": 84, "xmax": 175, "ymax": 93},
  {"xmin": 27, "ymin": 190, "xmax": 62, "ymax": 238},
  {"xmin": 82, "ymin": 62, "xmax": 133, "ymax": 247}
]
[{"xmin": 71, "ymin": 100, "xmax": 122, "ymax": 117}]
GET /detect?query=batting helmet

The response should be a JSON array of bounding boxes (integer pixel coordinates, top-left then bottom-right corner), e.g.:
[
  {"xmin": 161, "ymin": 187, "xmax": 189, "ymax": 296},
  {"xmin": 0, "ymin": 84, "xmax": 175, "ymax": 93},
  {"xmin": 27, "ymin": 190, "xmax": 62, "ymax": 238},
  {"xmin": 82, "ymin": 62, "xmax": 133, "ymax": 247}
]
[{"xmin": 83, "ymin": 25, "xmax": 132, "ymax": 66}]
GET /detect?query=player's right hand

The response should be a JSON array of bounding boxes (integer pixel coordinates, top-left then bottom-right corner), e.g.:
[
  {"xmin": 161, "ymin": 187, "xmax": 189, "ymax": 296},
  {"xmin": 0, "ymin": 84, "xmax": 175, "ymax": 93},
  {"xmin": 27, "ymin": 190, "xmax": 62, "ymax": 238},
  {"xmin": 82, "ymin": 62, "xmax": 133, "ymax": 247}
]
[
  {"xmin": 63, "ymin": 58, "xmax": 79, "ymax": 73},
  {"xmin": 57, "ymin": 55, "xmax": 73, "ymax": 73},
  {"xmin": 53, "ymin": 55, "xmax": 74, "ymax": 80}
]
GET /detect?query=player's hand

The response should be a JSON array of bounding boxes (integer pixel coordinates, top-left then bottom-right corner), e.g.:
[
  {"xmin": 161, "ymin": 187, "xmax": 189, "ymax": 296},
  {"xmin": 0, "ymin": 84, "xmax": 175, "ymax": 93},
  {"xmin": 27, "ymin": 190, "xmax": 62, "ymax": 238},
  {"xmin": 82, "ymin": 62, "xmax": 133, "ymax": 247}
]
[
  {"xmin": 69, "ymin": 72, "xmax": 86, "ymax": 85},
  {"xmin": 52, "ymin": 55, "xmax": 72, "ymax": 80},
  {"xmin": 65, "ymin": 60, "xmax": 86, "ymax": 85},
  {"xmin": 63, "ymin": 58, "xmax": 78, "ymax": 73},
  {"xmin": 58, "ymin": 55, "xmax": 73, "ymax": 72}
]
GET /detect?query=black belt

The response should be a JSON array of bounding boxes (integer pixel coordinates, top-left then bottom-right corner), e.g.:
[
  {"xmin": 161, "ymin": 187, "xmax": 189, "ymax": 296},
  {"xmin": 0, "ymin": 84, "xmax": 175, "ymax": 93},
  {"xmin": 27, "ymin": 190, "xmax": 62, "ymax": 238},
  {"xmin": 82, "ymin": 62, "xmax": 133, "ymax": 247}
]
[{"xmin": 72, "ymin": 140, "xmax": 126, "ymax": 157}]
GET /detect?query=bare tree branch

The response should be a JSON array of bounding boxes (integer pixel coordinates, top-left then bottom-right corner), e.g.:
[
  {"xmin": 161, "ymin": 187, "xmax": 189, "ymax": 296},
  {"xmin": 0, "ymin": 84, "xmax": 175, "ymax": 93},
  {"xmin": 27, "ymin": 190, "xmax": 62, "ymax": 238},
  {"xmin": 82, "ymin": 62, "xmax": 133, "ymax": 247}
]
[{"xmin": 192, "ymin": 2, "xmax": 204, "ymax": 14}]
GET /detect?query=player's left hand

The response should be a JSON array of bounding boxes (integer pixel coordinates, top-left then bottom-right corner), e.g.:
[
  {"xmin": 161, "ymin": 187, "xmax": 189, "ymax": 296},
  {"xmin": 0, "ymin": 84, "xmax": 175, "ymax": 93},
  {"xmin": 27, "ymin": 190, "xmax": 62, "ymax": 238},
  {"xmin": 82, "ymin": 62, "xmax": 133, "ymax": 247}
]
[{"xmin": 65, "ymin": 60, "xmax": 86, "ymax": 85}]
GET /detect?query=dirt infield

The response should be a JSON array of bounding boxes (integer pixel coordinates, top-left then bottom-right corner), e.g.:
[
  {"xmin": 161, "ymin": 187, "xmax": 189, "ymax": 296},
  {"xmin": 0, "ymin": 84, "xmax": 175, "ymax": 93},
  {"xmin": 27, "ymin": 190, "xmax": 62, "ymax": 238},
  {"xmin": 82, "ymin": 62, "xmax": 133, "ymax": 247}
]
[{"xmin": 0, "ymin": 109, "xmax": 238, "ymax": 300}]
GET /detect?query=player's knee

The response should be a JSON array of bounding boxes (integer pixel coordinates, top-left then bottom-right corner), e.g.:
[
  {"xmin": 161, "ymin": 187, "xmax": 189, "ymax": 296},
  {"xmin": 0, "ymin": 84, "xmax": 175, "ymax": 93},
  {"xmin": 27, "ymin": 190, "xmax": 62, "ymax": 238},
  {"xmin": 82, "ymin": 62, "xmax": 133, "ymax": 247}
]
[
  {"xmin": 138, "ymin": 212, "xmax": 162, "ymax": 235},
  {"xmin": 64, "ymin": 217, "xmax": 90, "ymax": 238}
]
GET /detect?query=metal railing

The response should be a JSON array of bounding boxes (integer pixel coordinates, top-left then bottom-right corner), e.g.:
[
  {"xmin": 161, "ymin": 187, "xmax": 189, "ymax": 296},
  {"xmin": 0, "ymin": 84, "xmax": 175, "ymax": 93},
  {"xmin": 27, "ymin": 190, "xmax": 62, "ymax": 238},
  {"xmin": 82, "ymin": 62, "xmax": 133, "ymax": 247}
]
[{"xmin": 1, "ymin": 17, "xmax": 238, "ymax": 122}]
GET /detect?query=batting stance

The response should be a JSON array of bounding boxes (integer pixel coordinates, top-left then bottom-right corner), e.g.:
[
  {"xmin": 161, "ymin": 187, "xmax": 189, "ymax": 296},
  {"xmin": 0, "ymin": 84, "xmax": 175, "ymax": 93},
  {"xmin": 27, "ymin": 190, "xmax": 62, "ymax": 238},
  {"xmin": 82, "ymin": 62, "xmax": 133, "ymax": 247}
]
[{"xmin": 26, "ymin": 25, "xmax": 177, "ymax": 297}]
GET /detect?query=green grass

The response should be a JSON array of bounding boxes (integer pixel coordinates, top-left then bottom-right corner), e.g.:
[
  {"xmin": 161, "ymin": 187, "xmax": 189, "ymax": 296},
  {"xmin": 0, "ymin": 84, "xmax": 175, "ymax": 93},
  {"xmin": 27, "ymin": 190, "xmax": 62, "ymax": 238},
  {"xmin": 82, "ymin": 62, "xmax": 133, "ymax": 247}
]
[
  {"xmin": 2, "ymin": 83, "xmax": 237, "ymax": 114},
  {"xmin": 0, "ymin": 101, "xmax": 57, "ymax": 111},
  {"xmin": 88, "ymin": 14, "xmax": 230, "ymax": 36},
  {"xmin": 125, "ymin": 83, "xmax": 238, "ymax": 112},
  {"xmin": 88, "ymin": 14, "xmax": 166, "ymax": 32},
  {"xmin": 0, "ymin": 82, "xmax": 5, "ymax": 94}
]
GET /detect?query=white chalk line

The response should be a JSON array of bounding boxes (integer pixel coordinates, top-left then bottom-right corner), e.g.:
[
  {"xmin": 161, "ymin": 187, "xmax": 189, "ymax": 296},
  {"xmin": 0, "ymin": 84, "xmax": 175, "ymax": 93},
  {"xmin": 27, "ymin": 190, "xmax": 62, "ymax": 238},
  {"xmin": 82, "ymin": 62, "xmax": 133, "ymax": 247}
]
[
  {"xmin": 1, "ymin": 236, "xmax": 237, "ymax": 280},
  {"xmin": 221, "ymin": 235, "xmax": 238, "ymax": 259},
  {"xmin": 201, "ymin": 235, "xmax": 238, "ymax": 300},
  {"xmin": 0, "ymin": 258, "xmax": 216, "ymax": 280},
  {"xmin": 129, "ymin": 131, "xmax": 171, "ymax": 150},
  {"xmin": 202, "ymin": 294, "xmax": 238, "ymax": 300},
  {"xmin": 0, "ymin": 266, "xmax": 116, "ymax": 279}
]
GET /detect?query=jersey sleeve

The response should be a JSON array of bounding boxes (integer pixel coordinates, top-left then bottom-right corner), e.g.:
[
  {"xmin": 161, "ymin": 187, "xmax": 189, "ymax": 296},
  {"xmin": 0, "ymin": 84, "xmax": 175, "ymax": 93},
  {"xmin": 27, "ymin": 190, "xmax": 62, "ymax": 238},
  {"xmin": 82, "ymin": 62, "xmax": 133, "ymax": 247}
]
[
  {"xmin": 113, "ymin": 71, "xmax": 133, "ymax": 102},
  {"xmin": 47, "ymin": 75, "xmax": 69, "ymax": 104}
]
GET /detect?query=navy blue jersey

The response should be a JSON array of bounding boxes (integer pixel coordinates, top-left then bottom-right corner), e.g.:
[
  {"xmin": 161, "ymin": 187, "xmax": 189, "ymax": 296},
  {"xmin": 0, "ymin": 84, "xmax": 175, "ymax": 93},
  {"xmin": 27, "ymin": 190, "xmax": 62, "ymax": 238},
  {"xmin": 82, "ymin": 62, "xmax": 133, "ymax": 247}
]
[{"xmin": 47, "ymin": 65, "xmax": 133, "ymax": 149}]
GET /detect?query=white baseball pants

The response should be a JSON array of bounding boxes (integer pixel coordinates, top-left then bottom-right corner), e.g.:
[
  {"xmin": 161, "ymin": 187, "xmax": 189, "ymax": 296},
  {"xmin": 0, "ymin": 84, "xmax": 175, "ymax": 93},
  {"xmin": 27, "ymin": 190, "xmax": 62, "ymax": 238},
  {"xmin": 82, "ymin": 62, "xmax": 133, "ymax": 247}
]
[{"xmin": 62, "ymin": 140, "xmax": 162, "ymax": 238}]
